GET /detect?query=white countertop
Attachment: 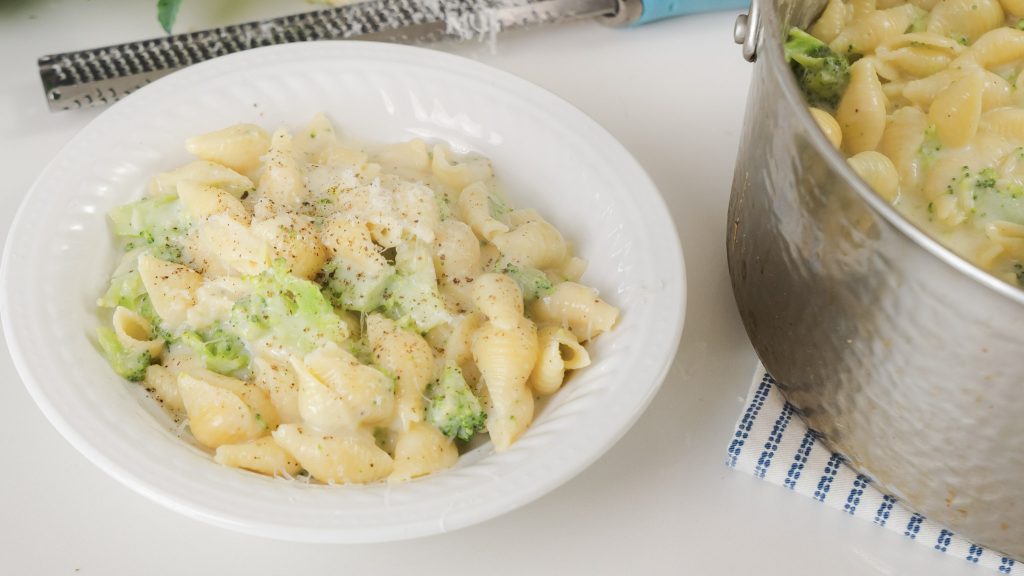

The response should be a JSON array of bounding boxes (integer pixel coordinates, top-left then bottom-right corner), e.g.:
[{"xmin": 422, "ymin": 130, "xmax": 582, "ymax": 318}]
[{"xmin": 0, "ymin": 2, "xmax": 976, "ymax": 574}]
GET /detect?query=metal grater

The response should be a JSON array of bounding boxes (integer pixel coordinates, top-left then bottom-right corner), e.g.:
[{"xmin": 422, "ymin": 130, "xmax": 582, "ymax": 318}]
[{"xmin": 38, "ymin": 0, "xmax": 622, "ymax": 111}]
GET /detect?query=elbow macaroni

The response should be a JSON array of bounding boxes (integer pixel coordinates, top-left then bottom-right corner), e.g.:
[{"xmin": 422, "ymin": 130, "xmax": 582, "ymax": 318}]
[{"xmin": 96, "ymin": 115, "xmax": 620, "ymax": 484}]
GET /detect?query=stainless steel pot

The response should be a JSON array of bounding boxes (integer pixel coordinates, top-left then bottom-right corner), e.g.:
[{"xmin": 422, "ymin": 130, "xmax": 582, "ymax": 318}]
[{"xmin": 729, "ymin": 0, "xmax": 1024, "ymax": 558}]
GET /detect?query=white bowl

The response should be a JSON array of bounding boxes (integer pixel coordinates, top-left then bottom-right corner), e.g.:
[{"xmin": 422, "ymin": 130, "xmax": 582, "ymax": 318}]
[{"xmin": 0, "ymin": 42, "xmax": 685, "ymax": 542}]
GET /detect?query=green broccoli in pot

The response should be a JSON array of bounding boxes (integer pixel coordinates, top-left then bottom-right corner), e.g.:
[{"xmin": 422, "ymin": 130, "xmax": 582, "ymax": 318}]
[{"xmin": 784, "ymin": 27, "xmax": 851, "ymax": 111}]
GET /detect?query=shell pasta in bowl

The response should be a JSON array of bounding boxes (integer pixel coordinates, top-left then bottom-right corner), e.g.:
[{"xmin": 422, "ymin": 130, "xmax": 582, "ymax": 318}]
[
  {"xmin": 96, "ymin": 113, "xmax": 619, "ymax": 484},
  {"xmin": 0, "ymin": 43, "xmax": 684, "ymax": 541}
]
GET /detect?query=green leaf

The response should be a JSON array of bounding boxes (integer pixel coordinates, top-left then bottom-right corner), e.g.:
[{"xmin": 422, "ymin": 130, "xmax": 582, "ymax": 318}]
[{"xmin": 157, "ymin": 0, "xmax": 182, "ymax": 34}]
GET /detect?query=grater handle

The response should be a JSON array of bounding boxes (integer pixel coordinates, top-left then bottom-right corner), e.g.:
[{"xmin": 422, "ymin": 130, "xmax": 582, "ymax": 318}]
[{"xmin": 604, "ymin": 0, "xmax": 748, "ymax": 26}]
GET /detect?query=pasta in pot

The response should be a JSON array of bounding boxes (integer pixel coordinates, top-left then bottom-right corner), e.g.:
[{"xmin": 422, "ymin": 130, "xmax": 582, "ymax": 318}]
[
  {"xmin": 94, "ymin": 114, "xmax": 620, "ymax": 484},
  {"xmin": 791, "ymin": 1, "xmax": 1024, "ymax": 287}
]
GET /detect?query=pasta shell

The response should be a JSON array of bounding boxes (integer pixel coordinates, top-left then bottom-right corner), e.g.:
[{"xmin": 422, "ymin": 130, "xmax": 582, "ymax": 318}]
[
  {"xmin": 143, "ymin": 364, "xmax": 184, "ymax": 413},
  {"xmin": 979, "ymin": 107, "xmax": 1024, "ymax": 140},
  {"xmin": 490, "ymin": 220, "xmax": 568, "ymax": 269},
  {"xmin": 903, "ymin": 68, "xmax": 956, "ymax": 108},
  {"xmin": 434, "ymin": 220, "xmax": 481, "ymax": 283},
  {"xmin": 837, "ymin": 59, "xmax": 888, "ymax": 154},
  {"xmin": 176, "ymin": 181, "xmax": 248, "ymax": 224},
  {"xmin": 830, "ymin": 4, "xmax": 920, "ymax": 55},
  {"xmin": 137, "ymin": 253, "xmax": 202, "ymax": 329},
  {"xmin": 252, "ymin": 356, "xmax": 301, "ymax": 425},
  {"xmin": 250, "ymin": 212, "xmax": 328, "ymax": 280},
  {"xmin": 256, "ymin": 128, "xmax": 308, "ymax": 210},
  {"xmin": 305, "ymin": 344, "xmax": 395, "ymax": 427},
  {"xmin": 929, "ymin": 65, "xmax": 985, "ymax": 148},
  {"xmin": 214, "ymin": 436, "xmax": 302, "ymax": 477},
  {"xmin": 848, "ymin": 151, "xmax": 901, "ymax": 201},
  {"xmin": 471, "ymin": 272, "xmax": 525, "ymax": 330},
  {"xmin": 112, "ymin": 306, "xmax": 164, "ymax": 359},
  {"xmin": 320, "ymin": 216, "xmax": 388, "ymax": 273},
  {"xmin": 272, "ymin": 424, "xmax": 393, "ymax": 484},
  {"xmin": 531, "ymin": 282, "xmax": 620, "ymax": 341},
  {"xmin": 927, "ymin": 0, "xmax": 1004, "ymax": 44},
  {"xmin": 810, "ymin": 107, "xmax": 844, "ymax": 149},
  {"xmin": 178, "ymin": 373, "xmax": 268, "ymax": 449},
  {"xmin": 811, "ymin": 0, "xmax": 852, "ymax": 43},
  {"xmin": 375, "ymin": 139, "xmax": 431, "ymax": 178},
  {"xmin": 879, "ymin": 32, "xmax": 965, "ymax": 54},
  {"xmin": 367, "ymin": 314, "xmax": 434, "ymax": 428},
  {"xmin": 432, "ymin": 145, "xmax": 494, "ymax": 192},
  {"xmin": 969, "ymin": 27, "xmax": 1024, "ymax": 67},
  {"xmin": 1001, "ymin": 0, "xmax": 1024, "ymax": 17},
  {"xmin": 455, "ymin": 181, "xmax": 508, "ymax": 242},
  {"xmin": 878, "ymin": 106, "xmax": 929, "ymax": 193},
  {"xmin": 982, "ymin": 71, "xmax": 1013, "ymax": 111},
  {"xmin": 472, "ymin": 319, "xmax": 538, "ymax": 451},
  {"xmin": 529, "ymin": 326, "xmax": 591, "ymax": 396},
  {"xmin": 878, "ymin": 46, "xmax": 953, "ymax": 78},
  {"xmin": 148, "ymin": 160, "xmax": 253, "ymax": 198},
  {"xmin": 185, "ymin": 123, "xmax": 270, "ymax": 175},
  {"xmin": 189, "ymin": 368, "xmax": 279, "ymax": 429},
  {"xmin": 293, "ymin": 113, "xmax": 339, "ymax": 158},
  {"xmin": 193, "ymin": 214, "xmax": 270, "ymax": 277},
  {"xmin": 389, "ymin": 421, "xmax": 458, "ymax": 482}
]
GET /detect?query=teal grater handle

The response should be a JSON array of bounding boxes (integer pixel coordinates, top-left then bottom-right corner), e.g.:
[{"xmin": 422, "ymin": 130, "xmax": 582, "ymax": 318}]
[{"xmin": 607, "ymin": 0, "xmax": 751, "ymax": 26}]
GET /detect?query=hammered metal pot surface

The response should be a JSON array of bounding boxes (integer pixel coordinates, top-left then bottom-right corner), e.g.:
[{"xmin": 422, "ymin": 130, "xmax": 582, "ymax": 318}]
[{"xmin": 728, "ymin": 0, "xmax": 1024, "ymax": 559}]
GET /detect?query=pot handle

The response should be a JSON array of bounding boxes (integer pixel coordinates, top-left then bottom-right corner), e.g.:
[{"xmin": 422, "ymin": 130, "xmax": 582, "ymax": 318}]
[
  {"xmin": 732, "ymin": 0, "xmax": 761, "ymax": 62},
  {"xmin": 604, "ymin": 0, "xmax": 751, "ymax": 26}
]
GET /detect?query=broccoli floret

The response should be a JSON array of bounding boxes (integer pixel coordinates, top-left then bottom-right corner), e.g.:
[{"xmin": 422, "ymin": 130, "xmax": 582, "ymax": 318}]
[
  {"xmin": 181, "ymin": 326, "xmax": 250, "ymax": 375},
  {"xmin": 229, "ymin": 259, "xmax": 347, "ymax": 354},
  {"xmin": 97, "ymin": 269, "xmax": 170, "ymax": 341},
  {"xmin": 316, "ymin": 258, "xmax": 394, "ymax": 313},
  {"xmin": 784, "ymin": 27, "xmax": 851, "ymax": 110},
  {"xmin": 97, "ymin": 327, "xmax": 152, "ymax": 382},
  {"xmin": 108, "ymin": 194, "xmax": 190, "ymax": 264},
  {"xmin": 382, "ymin": 241, "xmax": 452, "ymax": 333},
  {"xmin": 426, "ymin": 363, "xmax": 487, "ymax": 441},
  {"xmin": 496, "ymin": 261, "xmax": 553, "ymax": 301}
]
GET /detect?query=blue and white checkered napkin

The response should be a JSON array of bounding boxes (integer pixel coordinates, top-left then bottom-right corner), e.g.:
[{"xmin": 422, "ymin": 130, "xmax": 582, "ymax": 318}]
[{"xmin": 727, "ymin": 368, "xmax": 1020, "ymax": 573}]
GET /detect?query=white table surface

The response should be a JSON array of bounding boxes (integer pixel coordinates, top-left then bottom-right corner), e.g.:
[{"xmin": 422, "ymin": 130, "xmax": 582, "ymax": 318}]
[{"xmin": 0, "ymin": 2, "xmax": 978, "ymax": 574}]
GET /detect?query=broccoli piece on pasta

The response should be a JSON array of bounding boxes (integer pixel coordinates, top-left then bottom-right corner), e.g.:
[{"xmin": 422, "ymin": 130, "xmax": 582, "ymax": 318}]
[
  {"xmin": 784, "ymin": 27, "xmax": 851, "ymax": 110},
  {"xmin": 317, "ymin": 257, "xmax": 394, "ymax": 314},
  {"xmin": 181, "ymin": 326, "xmax": 250, "ymax": 375},
  {"xmin": 108, "ymin": 194, "xmax": 190, "ymax": 263},
  {"xmin": 97, "ymin": 269, "xmax": 170, "ymax": 341},
  {"xmin": 382, "ymin": 241, "xmax": 451, "ymax": 333},
  {"xmin": 425, "ymin": 363, "xmax": 487, "ymax": 442},
  {"xmin": 229, "ymin": 259, "xmax": 346, "ymax": 354},
  {"xmin": 97, "ymin": 327, "xmax": 152, "ymax": 382},
  {"xmin": 495, "ymin": 261, "xmax": 553, "ymax": 301}
]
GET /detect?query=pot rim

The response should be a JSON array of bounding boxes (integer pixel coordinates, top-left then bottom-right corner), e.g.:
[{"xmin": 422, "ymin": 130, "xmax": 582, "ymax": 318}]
[{"xmin": 760, "ymin": 2, "xmax": 1024, "ymax": 307}]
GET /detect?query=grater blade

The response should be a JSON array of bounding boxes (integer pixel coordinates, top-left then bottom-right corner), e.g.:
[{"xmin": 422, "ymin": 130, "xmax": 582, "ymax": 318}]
[{"xmin": 38, "ymin": 0, "xmax": 617, "ymax": 112}]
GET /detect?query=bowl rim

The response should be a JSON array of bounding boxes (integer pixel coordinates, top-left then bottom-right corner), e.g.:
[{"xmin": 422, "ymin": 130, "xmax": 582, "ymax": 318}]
[
  {"xmin": 761, "ymin": 2, "xmax": 1024, "ymax": 307},
  {"xmin": 0, "ymin": 40, "xmax": 686, "ymax": 542}
]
